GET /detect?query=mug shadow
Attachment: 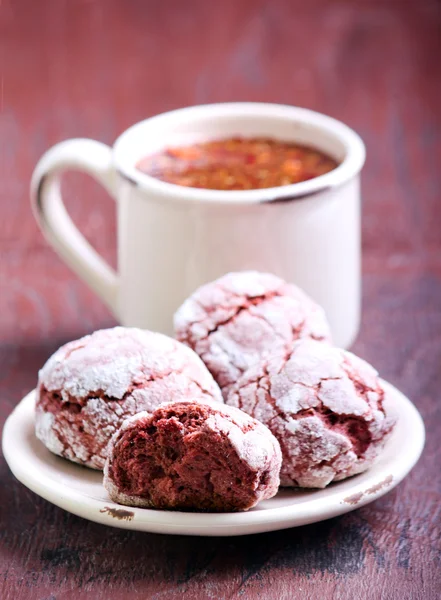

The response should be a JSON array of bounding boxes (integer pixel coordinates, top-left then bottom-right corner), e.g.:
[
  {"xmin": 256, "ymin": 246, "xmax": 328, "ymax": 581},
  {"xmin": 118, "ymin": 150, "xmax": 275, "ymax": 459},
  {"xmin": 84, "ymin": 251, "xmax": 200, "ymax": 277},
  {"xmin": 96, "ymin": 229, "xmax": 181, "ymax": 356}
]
[{"xmin": 0, "ymin": 325, "xmax": 115, "ymax": 404}]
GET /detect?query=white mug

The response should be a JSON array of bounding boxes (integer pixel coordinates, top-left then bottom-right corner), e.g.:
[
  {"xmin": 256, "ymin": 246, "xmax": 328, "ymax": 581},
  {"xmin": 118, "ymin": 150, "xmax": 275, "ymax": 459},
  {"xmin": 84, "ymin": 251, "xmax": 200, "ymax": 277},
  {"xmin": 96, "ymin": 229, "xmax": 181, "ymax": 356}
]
[{"xmin": 31, "ymin": 103, "xmax": 365, "ymax": 348}]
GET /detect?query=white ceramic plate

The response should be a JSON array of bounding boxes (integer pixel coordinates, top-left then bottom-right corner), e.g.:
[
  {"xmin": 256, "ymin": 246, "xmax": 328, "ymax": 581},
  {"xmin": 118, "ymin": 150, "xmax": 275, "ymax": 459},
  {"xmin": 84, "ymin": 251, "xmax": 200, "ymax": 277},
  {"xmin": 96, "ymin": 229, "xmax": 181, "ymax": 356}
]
[{"xmin": 3, "ymin": 382, "xmax": 424, "ymax": 537}]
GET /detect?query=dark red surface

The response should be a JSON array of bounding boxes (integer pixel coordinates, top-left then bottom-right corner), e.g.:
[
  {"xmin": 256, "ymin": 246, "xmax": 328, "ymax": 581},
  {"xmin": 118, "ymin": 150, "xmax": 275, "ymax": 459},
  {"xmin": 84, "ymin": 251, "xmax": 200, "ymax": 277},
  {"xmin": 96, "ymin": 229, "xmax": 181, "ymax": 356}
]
[{"xmin": 0, "ymin": 0, "xmax": 440, "ymax": 598}]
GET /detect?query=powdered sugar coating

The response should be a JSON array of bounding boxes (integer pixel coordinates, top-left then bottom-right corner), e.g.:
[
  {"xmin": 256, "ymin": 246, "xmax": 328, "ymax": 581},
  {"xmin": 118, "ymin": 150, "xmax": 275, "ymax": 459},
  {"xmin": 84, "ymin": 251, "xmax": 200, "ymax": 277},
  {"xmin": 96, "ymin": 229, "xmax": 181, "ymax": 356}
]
[
  {"xmin": 227, "ymin": 339, "xmax": 397, "ymax": 488},
  {"xmin": 104, "ymin": 400, "xmax": 282, "ymax": 511},
  {"xmin": 36, "ymin": 327, "xmax": 222, "ymax": 469},
  {"xmin": 174, "ymin": 271, "xmax": 332, "ymax": 398}
]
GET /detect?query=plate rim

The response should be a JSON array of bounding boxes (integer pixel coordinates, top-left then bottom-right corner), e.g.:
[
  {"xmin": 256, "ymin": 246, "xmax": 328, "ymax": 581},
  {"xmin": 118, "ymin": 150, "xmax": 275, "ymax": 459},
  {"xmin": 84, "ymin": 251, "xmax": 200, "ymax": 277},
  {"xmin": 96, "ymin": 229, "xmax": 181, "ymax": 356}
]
[{"xmin": 2, "ymin": 381, "xmax": 425, "ymax": 536}]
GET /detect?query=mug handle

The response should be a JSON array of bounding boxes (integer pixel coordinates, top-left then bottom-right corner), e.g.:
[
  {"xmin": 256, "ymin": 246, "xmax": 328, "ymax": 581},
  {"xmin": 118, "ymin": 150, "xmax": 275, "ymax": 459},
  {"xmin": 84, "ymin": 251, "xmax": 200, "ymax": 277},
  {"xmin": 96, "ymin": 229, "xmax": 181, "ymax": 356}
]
[{"xmin": 30, "ymin": 139, "xmax": 120, "ymax": 318}]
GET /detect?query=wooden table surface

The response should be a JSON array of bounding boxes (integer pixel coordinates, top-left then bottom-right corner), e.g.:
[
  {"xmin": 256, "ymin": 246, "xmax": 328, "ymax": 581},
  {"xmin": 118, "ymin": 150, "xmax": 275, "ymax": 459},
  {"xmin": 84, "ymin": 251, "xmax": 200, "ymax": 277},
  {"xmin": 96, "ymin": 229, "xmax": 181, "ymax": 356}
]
[{"xmin": 1, "ymin": 0, "xmax": 440, "ymax": 598}]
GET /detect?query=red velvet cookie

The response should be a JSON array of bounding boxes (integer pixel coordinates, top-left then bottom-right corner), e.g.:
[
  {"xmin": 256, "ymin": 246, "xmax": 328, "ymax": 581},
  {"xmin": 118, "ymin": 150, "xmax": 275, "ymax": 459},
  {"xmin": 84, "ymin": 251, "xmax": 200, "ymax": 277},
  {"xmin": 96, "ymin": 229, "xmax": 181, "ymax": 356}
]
[
  {"xmin": 227, "ymin": 339, "xmax": 397, "ymax": 488},
  {"xmin": 35, "ymin": 327, "xmax": 222, "ymax": 470},
  {"xmin": 174, "ymin": 271, "xmax": 331, "ymax": 398},
  {"xmin": 104, "ymin": 400, "xmax": 282, "ymax": 512}
]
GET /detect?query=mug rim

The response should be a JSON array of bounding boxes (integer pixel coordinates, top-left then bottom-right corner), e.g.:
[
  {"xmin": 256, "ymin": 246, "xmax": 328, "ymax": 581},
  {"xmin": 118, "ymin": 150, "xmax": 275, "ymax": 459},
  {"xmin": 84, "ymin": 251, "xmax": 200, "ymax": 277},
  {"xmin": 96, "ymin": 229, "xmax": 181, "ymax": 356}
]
[{"xmin": 113, "ymin": 102, "xmax": 366, "ymax": 204}]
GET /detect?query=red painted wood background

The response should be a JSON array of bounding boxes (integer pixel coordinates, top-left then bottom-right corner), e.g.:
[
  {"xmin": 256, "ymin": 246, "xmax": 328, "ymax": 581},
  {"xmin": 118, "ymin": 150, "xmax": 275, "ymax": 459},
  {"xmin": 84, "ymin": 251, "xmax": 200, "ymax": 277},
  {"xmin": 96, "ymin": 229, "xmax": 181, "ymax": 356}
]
[{"xmin": 1, "ymin": 0, "xmax": 440, "ymax": 598}]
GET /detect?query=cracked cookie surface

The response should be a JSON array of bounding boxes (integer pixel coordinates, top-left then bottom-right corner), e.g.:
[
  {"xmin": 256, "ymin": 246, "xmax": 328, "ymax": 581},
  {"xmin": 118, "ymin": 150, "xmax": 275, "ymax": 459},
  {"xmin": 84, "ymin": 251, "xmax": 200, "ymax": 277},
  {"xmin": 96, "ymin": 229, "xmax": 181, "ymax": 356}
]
[
  {"xmin": 174, "ymin": 271, "xmax": 332, "ymax": 399},
  {"xmin": 227, "ymin": 339, "xmax": 397, "ymax": 488},
  {"xmin": 104, "ymin": 399, "xmax": 282, "ymax": 511},
  {"xmin": 35, "ymin": 327, "xmax": 222, "ymax": 470}
]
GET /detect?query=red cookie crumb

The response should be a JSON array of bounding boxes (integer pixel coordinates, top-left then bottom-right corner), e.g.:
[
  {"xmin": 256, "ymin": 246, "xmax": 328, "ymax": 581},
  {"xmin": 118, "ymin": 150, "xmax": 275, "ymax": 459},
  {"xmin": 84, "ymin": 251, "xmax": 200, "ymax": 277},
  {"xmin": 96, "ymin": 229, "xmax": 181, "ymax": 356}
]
[
  {"xmin": 104, "ymin": 400, "xmax": 282, "ymax": 512},
  {"xmin": 227, "ymin": 339, "xmax": 397, "ymax": 488},
  {"xmin": 174, "ymin": 271, "xmax": 332, "ymax": 398},
  {"xmin": 35, "ymin": 327, "xmax": 222, "ymax": 470}
]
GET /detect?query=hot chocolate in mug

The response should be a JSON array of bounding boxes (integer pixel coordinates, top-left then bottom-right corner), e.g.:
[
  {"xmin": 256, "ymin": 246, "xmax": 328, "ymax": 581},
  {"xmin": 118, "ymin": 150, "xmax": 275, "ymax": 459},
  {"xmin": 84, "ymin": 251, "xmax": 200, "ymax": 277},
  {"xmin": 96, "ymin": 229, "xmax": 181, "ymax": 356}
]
[{"xmin": 31, "ymin": 103, "xmax": 365, "ymax": 348}]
